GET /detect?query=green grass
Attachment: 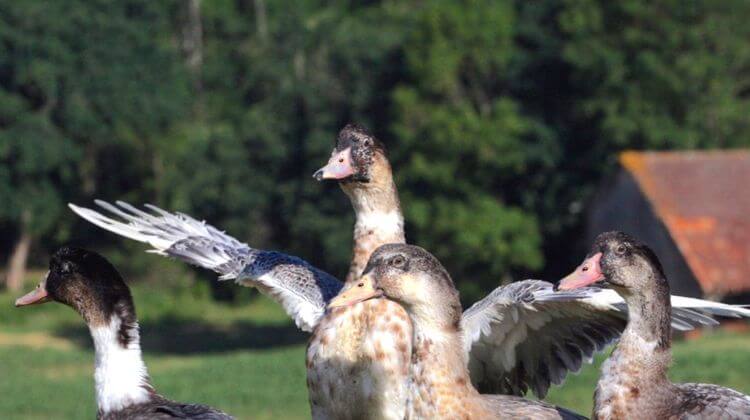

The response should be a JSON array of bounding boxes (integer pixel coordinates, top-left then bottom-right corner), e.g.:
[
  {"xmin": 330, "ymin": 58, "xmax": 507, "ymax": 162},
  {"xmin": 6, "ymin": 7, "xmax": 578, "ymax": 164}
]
[
  {"xmin": 545, "ymin": 330, "xmax": 750, "ymax": 414},
  {"xmin": 1, "ymin": 276, "xmax": 749, "ymax": 419},
  {"xmin": 0, "ymin": 276, "xmax": 310, "ymax": 420}
]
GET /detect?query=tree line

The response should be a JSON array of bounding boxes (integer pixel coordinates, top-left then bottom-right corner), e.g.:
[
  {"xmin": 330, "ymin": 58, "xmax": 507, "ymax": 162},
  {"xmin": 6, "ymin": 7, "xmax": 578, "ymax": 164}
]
[{"xmin": 2, "ymin": 0, "xmax": 749, "ymax": 302}]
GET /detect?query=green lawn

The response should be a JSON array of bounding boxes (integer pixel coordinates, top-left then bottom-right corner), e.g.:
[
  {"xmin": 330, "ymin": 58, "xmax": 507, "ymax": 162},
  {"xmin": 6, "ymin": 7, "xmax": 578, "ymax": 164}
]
[{"xmin": 1, "ymin": 277, "xmax": 749, "ymax": 419}]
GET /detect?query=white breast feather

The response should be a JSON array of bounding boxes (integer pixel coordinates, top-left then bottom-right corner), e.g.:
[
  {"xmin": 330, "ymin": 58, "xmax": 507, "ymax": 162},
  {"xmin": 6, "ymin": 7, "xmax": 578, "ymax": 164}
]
[
  {"xmin": 357, "ymin": 211, "xmax": 403, "ymax": 235},
  {"xmin": 90, "ymin": 318, "xmax": 150, "ymax": 413}
]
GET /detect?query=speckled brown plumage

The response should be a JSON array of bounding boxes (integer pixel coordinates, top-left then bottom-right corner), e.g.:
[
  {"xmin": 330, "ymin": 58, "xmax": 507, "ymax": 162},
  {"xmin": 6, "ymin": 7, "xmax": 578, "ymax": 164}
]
[
  {"xmin": 308, "ymin": 125, "xmax": 411, "ymax": 419},
  {"xmin": 307, "ymin": 299, "xmax": 412, "ymax": 419},
  {"xmin": 347, "ymin": 244, "xmax": 586, "ymax": 420}
]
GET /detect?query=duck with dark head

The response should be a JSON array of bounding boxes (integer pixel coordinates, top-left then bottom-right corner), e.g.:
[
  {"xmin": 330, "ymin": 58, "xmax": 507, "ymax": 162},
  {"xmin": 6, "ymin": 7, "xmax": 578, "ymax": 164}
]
[
  {"xmin": 314, "ymin": 123, "xmax": 404, "ymax": 282},
  {"xmin": 329, "ymin": 243, "xmax": 586, "ymax": 420},
  {"xmin": 15, "ymin": 247, "xmax": 233, "ymax": 420},
  {"xmin": 557, "ymin": 231, "xmax": 750, "ymax": 419},
  {"xmin": 307, "ymin": 124, "xmax": 412, "ymax": 420}
]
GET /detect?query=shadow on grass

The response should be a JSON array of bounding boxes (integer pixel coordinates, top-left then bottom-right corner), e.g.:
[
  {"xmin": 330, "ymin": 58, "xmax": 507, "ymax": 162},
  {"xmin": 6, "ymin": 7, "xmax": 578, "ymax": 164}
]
[{"xmin": 54, "ymin": 316, "xmax": 307, "ymax": 355}]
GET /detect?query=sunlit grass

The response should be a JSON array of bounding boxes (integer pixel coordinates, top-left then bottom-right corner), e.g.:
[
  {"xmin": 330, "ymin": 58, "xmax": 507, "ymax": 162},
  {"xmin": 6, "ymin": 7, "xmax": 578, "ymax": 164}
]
[
  {"xmin": 1, "ymin": 277, "xmax": 749, "ymax": 419},
  {"xmin": 545, "ymin": 330, "xmax": 750, "ymax": 415},
  {"xmin": 0, "ymin": 276, "xmax": 309, "ymax": 420}
]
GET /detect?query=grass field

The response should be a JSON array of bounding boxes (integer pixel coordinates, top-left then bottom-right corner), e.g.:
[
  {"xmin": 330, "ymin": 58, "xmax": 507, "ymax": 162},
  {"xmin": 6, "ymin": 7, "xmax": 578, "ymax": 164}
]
[{"xmin": 1, "ymin": 275, "xmax": 749, "ymax": 419}]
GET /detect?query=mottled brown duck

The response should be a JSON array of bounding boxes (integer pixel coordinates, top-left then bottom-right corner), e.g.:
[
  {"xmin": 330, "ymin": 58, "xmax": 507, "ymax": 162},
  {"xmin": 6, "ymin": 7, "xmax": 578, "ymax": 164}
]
[
  {"xmin": 557, "ymin": 231, "xmax": 750, "ymax": 419},
  {"xmin": 329, "ymin": 243, "xmax": 587, "ymax": 420}
]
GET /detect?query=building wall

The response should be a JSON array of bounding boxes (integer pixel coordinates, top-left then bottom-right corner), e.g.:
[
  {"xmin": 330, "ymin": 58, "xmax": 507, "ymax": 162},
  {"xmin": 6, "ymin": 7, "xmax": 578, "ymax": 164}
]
[{"xmin": 587, "ymin": 169, "xmax": 704, "ymax": 298}]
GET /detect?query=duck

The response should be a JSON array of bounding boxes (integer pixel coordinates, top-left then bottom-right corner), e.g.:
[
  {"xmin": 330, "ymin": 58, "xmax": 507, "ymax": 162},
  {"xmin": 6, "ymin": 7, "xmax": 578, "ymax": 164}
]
[
  {"xmin": 329, "ymin": 243, "xmax": 587, "ymax": 419},
  {"xmin": 74, "ymin": 124, "xmax": 412, "ymax": 420},
  {"xmin": 556, "ymin": 231, "xmax": 750, "ymax": 419},
  {"xmin": 15, "ymin": 247, "xmax": 234, "ymax": 420},
  {"xmin": 313, "ymin": 123, "xmax": 406, "ymax": 282},
  {"xmin": 68, "ymin": 125, "xmax": 750, "ymax": 415},
  {"xmin": 306, "ymin": 124, "xmax": 412, "ymax": 419}
]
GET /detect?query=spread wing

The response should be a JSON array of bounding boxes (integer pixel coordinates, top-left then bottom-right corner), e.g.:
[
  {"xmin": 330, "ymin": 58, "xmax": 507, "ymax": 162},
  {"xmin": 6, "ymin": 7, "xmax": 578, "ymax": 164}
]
[
  {"xmin": 69, "ymin": 201, "xmax": 343, "ymax": 332},
  {"xmin": 462, "ymin": 280, "xmax": 750, "ymax": 398}
]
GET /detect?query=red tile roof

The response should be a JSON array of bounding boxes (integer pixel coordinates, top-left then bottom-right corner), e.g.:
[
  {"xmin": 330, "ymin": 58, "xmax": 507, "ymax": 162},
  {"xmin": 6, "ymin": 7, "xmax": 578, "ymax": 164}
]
[{"xmin": 620, "ymin": 150, "xmax": 750, "ymax": 295}]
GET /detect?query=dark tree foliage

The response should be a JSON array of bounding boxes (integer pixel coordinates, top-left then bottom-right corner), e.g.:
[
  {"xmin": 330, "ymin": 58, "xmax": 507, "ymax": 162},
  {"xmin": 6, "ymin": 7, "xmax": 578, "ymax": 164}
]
[
  {"xmin": 0, "ymin": 0, "xmax": 188, "ymax": 286},
  {"xmin": 161, "ymin": 1, "xmax": 411, "ymax": 281},
  {"xmin": 391, "ymin": 0, "xmax": 544, "ymax": 297},
  {"xmin": 1, "ymin": 0, "xmax": 748, "ymax": 301}
]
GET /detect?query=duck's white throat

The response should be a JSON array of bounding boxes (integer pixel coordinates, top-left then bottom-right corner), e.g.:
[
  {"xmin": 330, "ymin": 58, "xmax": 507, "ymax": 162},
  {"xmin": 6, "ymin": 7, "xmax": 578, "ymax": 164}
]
[
  {"xmin": 356, "ymin": 210, "xmax": 404, "ymax": 237},
  {"xmin": 89, "ymin": 316, "xmax": 151, "ymax": 413}
]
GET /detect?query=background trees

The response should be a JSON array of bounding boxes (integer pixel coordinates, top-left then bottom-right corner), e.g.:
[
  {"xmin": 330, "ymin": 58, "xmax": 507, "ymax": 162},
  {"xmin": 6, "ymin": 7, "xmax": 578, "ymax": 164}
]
[
  {"xmin": 0, "ymin": 0, "xmax": 188, "ymax": 289},
  {"xmin": 1, "ymin": 0, "xmax": 748, "ymax": 302}
]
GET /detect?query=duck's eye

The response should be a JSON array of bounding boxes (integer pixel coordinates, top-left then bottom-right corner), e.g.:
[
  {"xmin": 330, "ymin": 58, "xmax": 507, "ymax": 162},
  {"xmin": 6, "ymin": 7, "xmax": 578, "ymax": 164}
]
[
  {"xmin": 615, "ymin": 245, "xmax": 627, "ymax": 255},
  {"xmin": 391, "ymin": 256, "xmax": 406, "ymax": 268},
  {"xmin": 357, "ymin": 282, "xmax": 364, "ymax": 288},
  {"xmin": 363, "ymin": 139, "xmax": 372, "ymax": 147}
]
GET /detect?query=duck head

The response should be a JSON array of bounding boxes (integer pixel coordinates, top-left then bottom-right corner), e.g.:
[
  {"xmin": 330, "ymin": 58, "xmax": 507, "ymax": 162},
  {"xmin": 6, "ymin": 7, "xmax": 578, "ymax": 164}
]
[
  {"xmin": 556, "ymin": 231, "xmax": 667, "ymax": 295},
  {"xmin": 16, "ymin": 247, "xmax": 134, "ymax": 326},
  {"xmin": 329, "ymin": 243, "xmax": 461, "ymax": 328},
  {"xmin": 17, "ymin": 247, "xmax": 153, "ymax": 414},
  {"xmin": 313, "ymin": 123, "xmax": 389, "ymax": 185}
]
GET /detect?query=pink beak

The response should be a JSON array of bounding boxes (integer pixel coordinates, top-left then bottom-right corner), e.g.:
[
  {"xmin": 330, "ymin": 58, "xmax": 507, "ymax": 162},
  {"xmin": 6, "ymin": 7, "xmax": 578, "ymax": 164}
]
[
  {"xmin": 15, "ymin": 285, "xmax": 51, "ymax": 307},
  {"xmin": 15, "ymin": 274, "xmax": 51, "ymax": 307},
  {"xmin": 556, "ymin": 252, "xmax": 605, "ymax": 290},
  {"xmin": 313, "ymin": 147, "xmax": 356, "ymax": 181}
]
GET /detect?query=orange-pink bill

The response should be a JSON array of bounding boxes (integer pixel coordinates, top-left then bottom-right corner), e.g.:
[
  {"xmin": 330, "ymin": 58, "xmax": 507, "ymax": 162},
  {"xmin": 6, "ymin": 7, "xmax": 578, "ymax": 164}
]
[
  {"xmin": 556, "ymin": 252, "xmax": 605, "ymax": 291},
  {"xmin": 15, "ymin": 274, "xmax": 51, "ymax": 307},
  {"xmin": 313, "ymin": 147, "xmax": 355, "ymax": 180},
  {"xmin": 328, "ymin": 273, "xmax": 383, "ymax": 309}
]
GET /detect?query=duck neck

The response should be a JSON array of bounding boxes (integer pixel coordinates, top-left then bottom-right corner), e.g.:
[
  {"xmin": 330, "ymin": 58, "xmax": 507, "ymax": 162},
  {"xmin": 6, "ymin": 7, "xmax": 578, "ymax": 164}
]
[
  {"xmin": 88, "ymin": 300, "xmax": 153, "ymax": 414},
  {"xmin": 606, "ymin": 277, "xmax": 672, "ymax": 385},
  {"xmin": 342, "ymin": 158, "xmax": 405, "ymax": 283},
  {"xmin": 407, "ymin": 303, "xmax": 475, "ymax": 417}
]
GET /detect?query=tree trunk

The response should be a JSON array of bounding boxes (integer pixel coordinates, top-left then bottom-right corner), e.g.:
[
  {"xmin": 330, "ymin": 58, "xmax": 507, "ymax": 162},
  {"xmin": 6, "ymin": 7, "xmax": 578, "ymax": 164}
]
[
  {"xmin": 254, "ymin": 0, "xmax": 268, "ymax": 42},
  {"xmin": 81, "ymin": 143, "xmax": 98, "ymax": 194},
  {"xmin": 6, "ymin": 212, "xmax": 32, "ymax": 292},
  {"xmin": 181, "ymin": 0, "xmax": 204, "ymax": 98},
  {"xmin": 152, "ymin": 147, "xmax": 165, "ymax": 203}
]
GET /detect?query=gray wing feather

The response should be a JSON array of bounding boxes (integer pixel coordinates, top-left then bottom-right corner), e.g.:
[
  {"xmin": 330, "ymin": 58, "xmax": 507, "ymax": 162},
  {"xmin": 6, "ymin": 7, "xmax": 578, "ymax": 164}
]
[
  {"xmin": 483, "ymin": 394, "xmax": 588, "ymax": 419},
  {"xmin": 676, "ymin": 383, "xmax": 750, "ymax": 418},
  {"xmin": 151, "ymin": 401, "xmax": 235, "ymax": 419},
  {"xmin": 69, "ymin": 201, "xmax": 343, "ymax": 332},
  {"xmin": 462, "ymin": 281, "xmax": 750, "ymax": 398},
  {"xmin": 462, "ymin": 280, "xmax": 626, "ymax": 398},
  {"xmin": 106, "ymin": 398, "xmax": 234, "ymax": 419}
]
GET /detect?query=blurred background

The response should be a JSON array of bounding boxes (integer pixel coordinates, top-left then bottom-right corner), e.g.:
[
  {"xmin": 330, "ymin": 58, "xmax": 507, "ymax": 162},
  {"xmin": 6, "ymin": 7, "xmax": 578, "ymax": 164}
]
[{"xmin": 1, "ymin": 0, "xmax": 749, "ymax": 418}]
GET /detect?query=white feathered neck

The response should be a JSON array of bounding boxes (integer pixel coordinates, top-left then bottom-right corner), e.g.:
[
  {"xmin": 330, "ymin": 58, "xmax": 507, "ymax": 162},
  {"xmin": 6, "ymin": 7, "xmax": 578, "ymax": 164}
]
[
  {"xmin": 341, "ymin": 154, "xmax": 405, "ymax": 283},
  {"xmin": 89, "ymin": 315, "xmax": 151, "ymax": 413}
]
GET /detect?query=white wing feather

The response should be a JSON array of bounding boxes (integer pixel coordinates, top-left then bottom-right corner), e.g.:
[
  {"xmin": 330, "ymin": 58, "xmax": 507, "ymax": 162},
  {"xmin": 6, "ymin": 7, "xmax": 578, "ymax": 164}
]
[
  {"xmin": 69, "ymin": 201, "xmax": 343, "ymax": 332},
  {"xmin": 462, "ymin": 281, "xmax": 750, "ymax": 398}
]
